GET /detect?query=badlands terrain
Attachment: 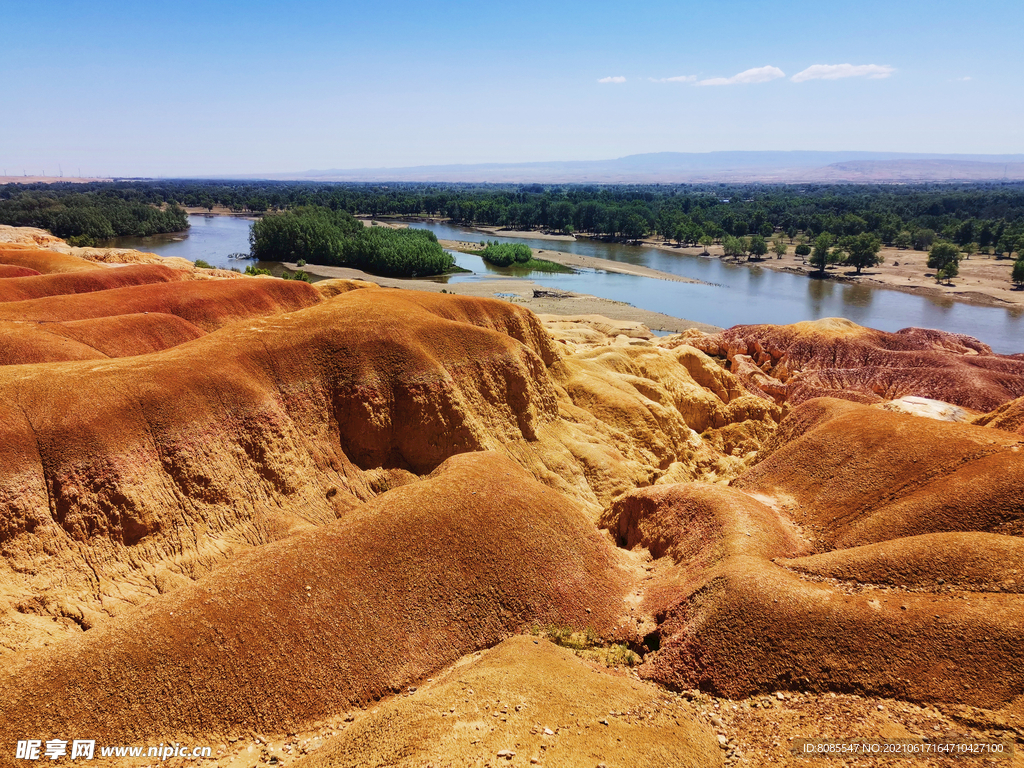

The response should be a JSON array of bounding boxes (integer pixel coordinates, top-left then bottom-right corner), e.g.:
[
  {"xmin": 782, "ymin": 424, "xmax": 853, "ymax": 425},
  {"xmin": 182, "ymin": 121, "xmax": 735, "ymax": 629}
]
[{"xmin": 0, "ymin": 225, "xmax": 1022, "ymax": 767}]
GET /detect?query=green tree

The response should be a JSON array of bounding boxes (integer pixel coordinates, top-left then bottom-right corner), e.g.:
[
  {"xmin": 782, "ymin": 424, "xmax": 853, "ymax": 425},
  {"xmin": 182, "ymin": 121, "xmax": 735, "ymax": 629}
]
[
  {"xmin": 699, "ymin": 235, "xmax": 713, "ymax": 254},
  {"xmin": 928, "ymin": 242, "xmax": 961, "ymax": 284},
  {"xmin": 721, "ymin": 235, "xmax": 744, "ymax": 258},
  {"xmin": 748, "ymin": 234, "xmax": 768, "ymax": 261},
  {"xmin": 1012, "ymin": 260, "xmax": 1024, "ymax": 289},
  {"xmin": 772, "ymin": 238, "xmax": 788, "ymax": 259},
  {"xmin": 795, "ymin": 243, "xmax": 811, "ymax": 258},
  {"xmin": 843, "ymin": 233, "xmax": 883, "ymax": 274},
  {"xmin": 621, "ymin": 213, "xmax": 647, "ymax": 241},
  {"xmin": 893, "ymin": 231, "xmax": 913, "ymax": 250},
  {"xmin": 809, "ymin": 233, "xmax": 836, "ymax": 275}
]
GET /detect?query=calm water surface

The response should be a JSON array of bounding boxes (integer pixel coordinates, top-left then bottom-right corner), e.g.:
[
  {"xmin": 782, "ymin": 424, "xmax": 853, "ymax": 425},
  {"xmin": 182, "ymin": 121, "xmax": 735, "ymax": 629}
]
[{"xmin": 111, "ymin": 215, "xmax": 1023, "ymax": 354}]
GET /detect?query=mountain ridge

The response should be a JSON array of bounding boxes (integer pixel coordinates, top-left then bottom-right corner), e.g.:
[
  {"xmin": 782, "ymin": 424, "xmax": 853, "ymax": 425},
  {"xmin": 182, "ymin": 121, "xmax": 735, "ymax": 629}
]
[{"xmin": 236, "ymin": 151, "xmax": 1024, "ymax": 183}]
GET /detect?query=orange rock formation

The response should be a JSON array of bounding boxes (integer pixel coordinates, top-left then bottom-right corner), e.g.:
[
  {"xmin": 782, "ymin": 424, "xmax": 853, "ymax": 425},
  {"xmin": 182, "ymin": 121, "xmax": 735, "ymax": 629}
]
[{"xmin": 0, "ymin": 226, "xmax": 1020, "ymax": 764}]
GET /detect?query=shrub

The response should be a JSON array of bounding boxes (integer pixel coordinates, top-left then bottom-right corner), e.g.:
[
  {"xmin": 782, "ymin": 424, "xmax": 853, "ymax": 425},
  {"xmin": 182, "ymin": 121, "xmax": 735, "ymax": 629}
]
[
  {"xmin": 193, "ymin": 259, "xmax": 213, "ymax": 269},
  {"xmin": 479, "ymin": 242, "xmax": 532, "ymax": 267}
]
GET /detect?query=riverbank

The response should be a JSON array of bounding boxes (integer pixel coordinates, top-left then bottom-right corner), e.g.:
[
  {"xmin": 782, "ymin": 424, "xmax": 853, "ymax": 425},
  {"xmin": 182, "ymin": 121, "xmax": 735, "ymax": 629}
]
[
  {"xmin": 437, "ymin": 238, "xmax": 708, "ymax": 285},
  {"xmin": 284, "ymin": 260, "xmax": 720, "ymax": 334},
  {"xmin": 183, "ymin": 206, "xmax": 260, "ymax": 219},
  {"xmin": 418, "ymin": 217, "xmax": 1024, "ymax": 311},
  {"xmin": 639, "ymin": 238, "xmax": 1024, "ymax": 311}
]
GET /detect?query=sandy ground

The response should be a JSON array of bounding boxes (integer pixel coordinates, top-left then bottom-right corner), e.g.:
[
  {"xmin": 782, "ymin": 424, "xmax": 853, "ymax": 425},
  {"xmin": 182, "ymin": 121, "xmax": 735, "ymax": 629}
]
[
  {"xmin": 643, "ymin": 239, "xmax": 1024, "ymax": 310},
  {"xmin": 474, "ymin": 225, "xmax": 578, "ymax": 242},
  {"xmin": 146, "ymin": 635, "xmax": 1022, "ymax": 768},
  {"xmin": 183, "ymin": 206, "xmax": 260, "ymax": 218}
]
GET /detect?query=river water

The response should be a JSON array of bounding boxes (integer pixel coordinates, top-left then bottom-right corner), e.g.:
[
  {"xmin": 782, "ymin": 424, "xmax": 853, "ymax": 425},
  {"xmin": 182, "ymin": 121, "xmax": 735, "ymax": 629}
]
[{"xmin": 107, "ymin": 215, "xmax": 1023, "ymax": 354}]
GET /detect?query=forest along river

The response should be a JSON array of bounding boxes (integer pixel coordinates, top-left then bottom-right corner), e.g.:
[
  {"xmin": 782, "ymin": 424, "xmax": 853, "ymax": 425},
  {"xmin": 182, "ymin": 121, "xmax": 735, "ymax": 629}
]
[{"xmin": 110, "ymin": 215, "xmax": 1024, "ymax": 354}]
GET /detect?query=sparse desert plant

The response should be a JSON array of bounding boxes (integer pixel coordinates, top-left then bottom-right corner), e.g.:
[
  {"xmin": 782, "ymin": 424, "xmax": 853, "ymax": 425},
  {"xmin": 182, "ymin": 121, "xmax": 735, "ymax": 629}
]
[
  {"xmin": 604, "ymin": 644, "xmax": 640, "ymax": 668},
  {"xmin": 194, "ymin": 259, "xmax": 213, "ymax": 269}
]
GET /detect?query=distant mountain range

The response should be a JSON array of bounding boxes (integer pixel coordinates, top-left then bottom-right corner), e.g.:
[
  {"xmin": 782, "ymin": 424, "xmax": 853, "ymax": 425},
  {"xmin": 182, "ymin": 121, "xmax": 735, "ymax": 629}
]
[{"xmin": 248, "ymin": 151, "xmax": 1024, "ymax": 184}]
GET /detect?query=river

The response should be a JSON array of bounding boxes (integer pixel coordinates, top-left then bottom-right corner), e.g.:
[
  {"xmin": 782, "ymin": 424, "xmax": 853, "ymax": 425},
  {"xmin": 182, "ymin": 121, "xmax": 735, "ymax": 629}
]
[{"xmin": 108, "ymin": 215, "xmax": 1024, "ymax": 354}]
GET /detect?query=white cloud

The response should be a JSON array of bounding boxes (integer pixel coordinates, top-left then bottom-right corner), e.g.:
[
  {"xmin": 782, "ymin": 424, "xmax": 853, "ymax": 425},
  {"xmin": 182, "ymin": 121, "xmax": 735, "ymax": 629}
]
[
  {"xmin": 649, "ymin": 75, "xmax": 697, "ymax": 83},
  {"xmin": 697, "ymin": 65, "xmax": 785, "ymax": 86},
  {"xmin": 791, "ymin": 64, "xmax": 894, "ymax": 82},
  {"xmin": 953, "ymin": 76, "xmax": 972, "ymax": 82},
  {"xmin": 598, "ymin": 76, "xmax": 626, "ymax": 84}
]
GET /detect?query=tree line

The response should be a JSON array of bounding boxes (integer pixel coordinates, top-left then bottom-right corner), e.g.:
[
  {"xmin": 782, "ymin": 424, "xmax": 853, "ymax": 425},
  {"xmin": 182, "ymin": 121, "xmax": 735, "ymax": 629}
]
[
  {"xmin": 0, "ymin": 186, "xmax": 188, "ymax": 245},
  {"xmin": 4, "ymin": 180, "xmax": 1023, "ymax": 285},
  {"xmin": 47, "ymin": 178, "xmax": 1023, "ymax": 255}
]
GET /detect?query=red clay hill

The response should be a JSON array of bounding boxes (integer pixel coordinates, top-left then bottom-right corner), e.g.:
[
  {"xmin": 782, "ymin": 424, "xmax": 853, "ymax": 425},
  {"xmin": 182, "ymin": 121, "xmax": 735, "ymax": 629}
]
[{"xmin": 677, "ymin": 317, "xmax": 1024, "ymax": 412}]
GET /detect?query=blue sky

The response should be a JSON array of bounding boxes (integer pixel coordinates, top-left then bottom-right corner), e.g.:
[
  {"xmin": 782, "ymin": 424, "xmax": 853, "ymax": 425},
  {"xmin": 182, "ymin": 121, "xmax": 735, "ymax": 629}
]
[{"xmin": 1, "ymin": 0, "xmax": 1021, "ymax": 176}]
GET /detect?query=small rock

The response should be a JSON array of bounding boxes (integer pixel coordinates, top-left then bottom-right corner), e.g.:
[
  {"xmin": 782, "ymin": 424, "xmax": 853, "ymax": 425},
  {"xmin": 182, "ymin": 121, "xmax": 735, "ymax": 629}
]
[
  {"xmin": 718, "ymin": 735, "xmax": 729, "ymax": 748},
  {"xmin": 775, "ymin": 692, "xmax": 785, "ymax": 700},
  {"xmin": 599, "ymin": 719, "xmax": 609, "ymax": 725},
  {"xmin": 497, "ymin": 749, "xmax": 516, "ymax": 759},
  {"xmin": 543, "ymin": 727, "xmax": 555, "ymax": 736}
]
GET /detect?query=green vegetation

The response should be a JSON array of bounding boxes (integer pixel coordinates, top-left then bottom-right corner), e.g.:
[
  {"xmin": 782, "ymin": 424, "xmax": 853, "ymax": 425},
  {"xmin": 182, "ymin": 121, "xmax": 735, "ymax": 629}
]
[
  {"xmin": 541, "ymin": 624, "xmax": 640, "ymax": 668},
  {"xmin": 928, "ymin": 241, "xmax": 962, "ymax": 284},
  {"xmin": 473, "ymin": 241, "xmax": 570, "ymax": 273},
  {"xmin": 193, "ymin": 259, "xmax": 213, "ymax": 269},
  {"xmin": 0, "ymin": 187, "xmax": 188, "ymax": 242},
  {"xmin": 479, "ymin": 241, "xmax": 532, "ymax": 266},
  {"xmin": 245, "ymin": 265, "xmax": 273, "ymax": 276},
  {"xmin": 810, "ymin": 233, "xmax": 839, "ymax": 275},
  {"xmin": 283, "ymin": 269, "xmax": 312, "ymax": 283},
  {"xmin": 748, "ymin": 234, "xmax": 768, "ymax": 260},
  {"xmin": 795, "ymin": 243, "xmax": 811, "ymax": 257},
  {"xmin": 249, "ymin": 206, "xmax": 454, "ymax": 277},
  {"xmin": 1011, "ymin": 259, "xmax": 1024, "ymax": 288},
  {"xmin": 8, "ymin": 181, "xmax": 1024, "ymax": 283},
  {"xmin": 840, "ymin": 233, "xmax": 883, "ymax": 274}
]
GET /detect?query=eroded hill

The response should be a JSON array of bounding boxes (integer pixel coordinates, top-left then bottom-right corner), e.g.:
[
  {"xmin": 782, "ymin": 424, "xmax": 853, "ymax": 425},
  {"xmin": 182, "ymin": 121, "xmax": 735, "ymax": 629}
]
[{"xmin": 0, "ymin": 229, "xmax": 1021, "ymax": 766}]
